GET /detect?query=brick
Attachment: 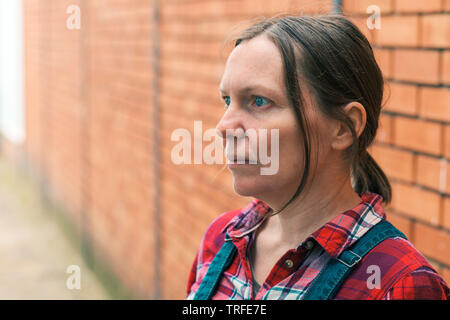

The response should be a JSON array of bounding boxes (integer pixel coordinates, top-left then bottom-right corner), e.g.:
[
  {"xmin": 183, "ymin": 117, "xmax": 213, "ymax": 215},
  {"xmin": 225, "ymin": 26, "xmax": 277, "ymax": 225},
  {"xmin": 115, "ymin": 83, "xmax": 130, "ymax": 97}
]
[
  {"xmin": 421, "ymin": 14, "xmax": 450, "ymax": 48},
  {"xmin": 342, "ymin": 0, "xmax": 393, "ymax": 14},
  {"xmin": 416, "ymin": 155, "xmax": 448, "ymax": 191},
  {"xmin": 394, "ymin": 117, "xmax": 442, "ymax": 155},
  {"xmin": 291, "ymin": 0, "xmax": 334, "ymax": 14},
  {"xmin": 428, "ymin": 260, "xmax": 444, "ymax": 275},
  {"xmin": 386, "ymin": 212, "xmax": 413, "ymax": 240},
  {"xmin": 448, "ymin": 161, "xmax": 450, "ymax": 194},
  {"xmin": 442, "ymin": 51, "xmax": 450, "ymax": 85},
  {"xmin": 391, "ymin": 182, "xmax": 441, "ymax": 225},
  {"xmin": 374, "ymin": 15, "xmax": 419, "ymax": 47},
  {"xmin": 419, "ymin": 87, "xmax": 450, "ymax": 122},
  {"xmin": 374, "ymin": 48, "xmax": 392, "ymax": 78},
  {"xmin": 445, "ymin": 125, "xmax": 450, "ymax": 159},
  {"xmin": 375, "ymin": 113, "xmax": 393, "ymax": 144},
  {"xmin": 162, "ymin": 1, "xmax": 228, "ymax": 19},
  {"xmin": 443, "ymin": 197, "xmax": 450, "ymax": 230},
  {"xmin": 395, "ymin": 0, "xmax": 442, "ymax": 12},
  {"xmin": 393, "ymin": 49, "xmax": 440, "ymax": 84},
  {"xmin": 414, "ymin": 222, "xmax": 450, "ymax": 266},
  {"xmin": 370, "ymin": 144, "xmax": 414, "ymax": 182},
  {"xmin": 384, "ymin": 82, "xmax": 418, "ymax": 115},
  {"xmin": 441, "ymin": 267, "xmax": 450, "ymax": 288},
  {"xmin": 349, "ymin": 16, "xmax": 374, "ymax": 43}
]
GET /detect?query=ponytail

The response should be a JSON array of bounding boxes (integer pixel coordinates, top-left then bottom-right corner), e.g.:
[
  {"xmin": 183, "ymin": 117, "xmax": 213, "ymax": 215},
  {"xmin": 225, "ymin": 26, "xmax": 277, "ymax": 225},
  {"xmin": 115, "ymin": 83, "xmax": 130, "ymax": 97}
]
[{"xmin": 352, "ymin": 150, "xmax": 391, "ymax": 205}]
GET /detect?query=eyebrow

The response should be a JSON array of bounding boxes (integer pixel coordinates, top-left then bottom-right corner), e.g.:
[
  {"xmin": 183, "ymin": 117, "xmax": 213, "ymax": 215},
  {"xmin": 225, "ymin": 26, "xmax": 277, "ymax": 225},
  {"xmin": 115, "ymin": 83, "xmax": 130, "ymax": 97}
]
[{"xmin": 219, "ymin": 84, "xmax": 281, "ymax": 98}]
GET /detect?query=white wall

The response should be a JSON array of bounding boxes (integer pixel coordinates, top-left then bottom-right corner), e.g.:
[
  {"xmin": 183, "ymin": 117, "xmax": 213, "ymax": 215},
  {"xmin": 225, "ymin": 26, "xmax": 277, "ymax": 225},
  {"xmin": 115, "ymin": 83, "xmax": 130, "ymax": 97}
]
[{"xmin": 0, "ymin": 0, "xmax": 25, "ymax": 144}]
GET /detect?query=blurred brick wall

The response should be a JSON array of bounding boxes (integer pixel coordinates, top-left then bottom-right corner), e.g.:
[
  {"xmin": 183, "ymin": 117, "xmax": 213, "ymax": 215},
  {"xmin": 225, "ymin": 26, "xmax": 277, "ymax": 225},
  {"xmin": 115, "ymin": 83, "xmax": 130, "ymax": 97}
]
[
  {"xmin": 22, "ymin": 0, "xmax": 449, "ymax": 299},
  {"xmin": 23, "ymin": 0, "xmax": 157, "ymax": 298},
  {"xmin": 343, "ymin": 0, "xmax": 450, "ymax": 282},
  {"xmin": 85, "ymin": 0, "xmax": 157, "ymax": 297},
  {"xmin": 24, "ymin": 0, "xmax": 85, "ymax": 230}
]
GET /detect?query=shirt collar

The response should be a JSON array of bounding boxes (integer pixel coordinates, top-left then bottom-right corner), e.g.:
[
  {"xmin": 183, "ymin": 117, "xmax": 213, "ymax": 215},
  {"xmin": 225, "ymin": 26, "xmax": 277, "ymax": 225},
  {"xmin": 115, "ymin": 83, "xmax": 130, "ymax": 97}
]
[{"xmin": 224, "ymin": 191, "xmax": 386, "ymax": 259}]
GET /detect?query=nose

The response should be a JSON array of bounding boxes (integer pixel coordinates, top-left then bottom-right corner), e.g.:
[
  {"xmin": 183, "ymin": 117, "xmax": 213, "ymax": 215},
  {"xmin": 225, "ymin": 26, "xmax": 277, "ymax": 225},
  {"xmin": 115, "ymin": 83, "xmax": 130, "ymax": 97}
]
[{"xmin": 215, "ymin": 106, "xmax": 245, "ymax": 141}]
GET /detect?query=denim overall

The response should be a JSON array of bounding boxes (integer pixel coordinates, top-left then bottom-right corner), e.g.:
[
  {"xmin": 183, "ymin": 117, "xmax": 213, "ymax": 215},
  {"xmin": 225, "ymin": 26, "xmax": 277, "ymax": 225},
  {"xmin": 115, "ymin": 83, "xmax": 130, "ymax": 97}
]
[{"xmin": 193, "ymin": 220, "xmax": 407, "ymax": 300}]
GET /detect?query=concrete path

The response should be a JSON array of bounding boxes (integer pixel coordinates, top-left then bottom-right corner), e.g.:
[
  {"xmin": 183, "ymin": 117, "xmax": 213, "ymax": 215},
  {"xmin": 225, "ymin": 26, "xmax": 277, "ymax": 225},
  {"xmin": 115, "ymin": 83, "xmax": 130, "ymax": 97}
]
[{"xmin": 0, "ymin": 155, "xmax": 109, "ymax": 299}]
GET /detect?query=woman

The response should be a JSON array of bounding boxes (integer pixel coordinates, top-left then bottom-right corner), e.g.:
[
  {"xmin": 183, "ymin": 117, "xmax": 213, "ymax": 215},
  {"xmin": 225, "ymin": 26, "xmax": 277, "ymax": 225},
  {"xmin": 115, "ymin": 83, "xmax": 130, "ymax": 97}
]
[{"xmin": 185, "ymin": 15, "xmax": 449, "ymax": 300}]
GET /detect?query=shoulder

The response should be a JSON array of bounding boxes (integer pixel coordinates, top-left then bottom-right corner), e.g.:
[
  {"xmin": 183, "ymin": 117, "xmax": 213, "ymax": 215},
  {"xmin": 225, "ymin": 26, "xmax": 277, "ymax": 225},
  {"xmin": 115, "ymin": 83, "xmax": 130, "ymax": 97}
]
[
  {"xmin": 186, "ymin": 204, "xmax": 248, "ymax": 298},
  {"xmin": 338, "ymin": 236, "xmax": 450, "ymax": 299},
  {"xmin": 205, "ymin": 208, "xmax": 242, "ymax": 240},
  {"xmin": 199, "ymin": 198, "xmax": 266, "ymax": 254},
  {"xmin": 386, "ymin": 267, "xmax": 449, "ymax": 299},
  {"xmin": 363, "ymin": 236, "xmax": 431, "ymax": 273},
  {"xmin": 370, "ymin": 237, "xmax": 449, "ymax": 299},
  {"xmin": 196, "ymin": 205, "xmax": 245, "ymax": 265},
  {"xmin": 205, "ymin": 210, "xmax": 239, "ymax": 243}
]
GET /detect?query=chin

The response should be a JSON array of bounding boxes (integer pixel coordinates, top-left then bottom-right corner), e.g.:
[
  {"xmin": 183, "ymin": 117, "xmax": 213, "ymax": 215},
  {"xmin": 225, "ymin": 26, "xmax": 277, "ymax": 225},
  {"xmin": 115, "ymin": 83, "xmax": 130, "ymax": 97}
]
[{"xmin": 232, "ymin": 175, "xmax": 269, "ymax": 198}]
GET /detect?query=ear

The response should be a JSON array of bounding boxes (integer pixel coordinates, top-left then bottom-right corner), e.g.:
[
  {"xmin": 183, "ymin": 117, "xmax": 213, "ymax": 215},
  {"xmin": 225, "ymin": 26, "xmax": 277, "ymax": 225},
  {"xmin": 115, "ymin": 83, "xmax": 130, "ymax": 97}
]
[{"xmin": 331, "ymin": 102, "xmax": 367, "ymax": 151}]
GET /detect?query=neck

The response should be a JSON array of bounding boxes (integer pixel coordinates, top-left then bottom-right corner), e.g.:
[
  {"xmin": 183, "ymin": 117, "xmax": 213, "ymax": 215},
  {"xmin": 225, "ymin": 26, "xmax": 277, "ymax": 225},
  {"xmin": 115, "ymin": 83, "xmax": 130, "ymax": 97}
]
[{"xmin": 258, "ymin": 169, "xmax": 362, "ymax": 247}]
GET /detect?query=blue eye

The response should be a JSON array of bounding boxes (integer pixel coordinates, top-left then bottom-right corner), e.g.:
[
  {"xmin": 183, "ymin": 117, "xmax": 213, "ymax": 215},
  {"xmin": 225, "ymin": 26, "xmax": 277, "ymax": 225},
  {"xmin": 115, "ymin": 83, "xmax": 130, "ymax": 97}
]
[
  {"xmin": 254, "ymin": 96, "xmax": 270, "ymax": 108},
  {"xmin": 222, "ymin": 95, "xmax": 270, "ymax": 109},
  {"xmin": 223, "ymin": 96, "xmax": 230, "ymax": 108}
]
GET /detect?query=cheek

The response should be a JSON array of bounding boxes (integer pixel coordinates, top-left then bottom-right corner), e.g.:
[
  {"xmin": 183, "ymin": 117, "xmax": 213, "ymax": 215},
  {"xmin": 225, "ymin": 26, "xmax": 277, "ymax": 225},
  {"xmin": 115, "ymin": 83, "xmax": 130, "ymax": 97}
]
[
  {"xmin": 283, "ymin": 131, "xmax": 304, "ymax": 176},
  {"xmin": 269, "ymin": 123, "xmax": 305, "ymax": 182}
]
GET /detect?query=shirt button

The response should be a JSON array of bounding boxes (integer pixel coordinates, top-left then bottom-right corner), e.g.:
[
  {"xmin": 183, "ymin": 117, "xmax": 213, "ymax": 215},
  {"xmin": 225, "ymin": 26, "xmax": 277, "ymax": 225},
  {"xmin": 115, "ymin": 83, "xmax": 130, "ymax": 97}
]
[
  {"xmin": 284, "ymin": 259, "xmax": 294, "ymax": 268},
  {"xmin": 305, "ymin": 240, "xmax": 314, "ymax": 250}
]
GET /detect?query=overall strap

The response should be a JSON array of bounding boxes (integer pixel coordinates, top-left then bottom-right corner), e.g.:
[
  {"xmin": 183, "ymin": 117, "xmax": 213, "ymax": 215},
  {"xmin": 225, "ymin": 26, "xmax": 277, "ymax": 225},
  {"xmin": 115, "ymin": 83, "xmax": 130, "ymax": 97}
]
[
  {"xmin": 193, "ymin": 233, "xmax": 237, "ymax": 300},
  {"xmin": 302, "ymin": 219, "xmax": 407, "ymax": 300}
]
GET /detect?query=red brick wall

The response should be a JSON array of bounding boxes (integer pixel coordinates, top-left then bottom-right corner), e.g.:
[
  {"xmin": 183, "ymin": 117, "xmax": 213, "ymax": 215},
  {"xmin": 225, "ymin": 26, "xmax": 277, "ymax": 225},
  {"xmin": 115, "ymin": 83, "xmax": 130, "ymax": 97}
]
[
  {"xmin": 22, "ymin": 0, "xmax": 449, "ymax": 299},
  {"xmin": 24, "ymin": 0, "xmax": 84, "ymax": 225},
  {"xmin": 342, "ymin": 0, "xmax": 450, "ymax": 283},
  {"xmin": 24, "ymin": 0, "xmax": 157, "ymax": 298},
  {"xmin": 86, "ymin": 0, "xmax": 157, "ymax": 297}
]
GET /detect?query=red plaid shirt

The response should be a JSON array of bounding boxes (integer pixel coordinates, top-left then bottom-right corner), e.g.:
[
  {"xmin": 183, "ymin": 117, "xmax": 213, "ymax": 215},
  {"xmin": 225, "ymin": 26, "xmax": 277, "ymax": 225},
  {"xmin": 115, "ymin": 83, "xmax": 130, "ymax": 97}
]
[{"xmin": 186, "ymin": 192, "xmax": 450, "ymax": 300}]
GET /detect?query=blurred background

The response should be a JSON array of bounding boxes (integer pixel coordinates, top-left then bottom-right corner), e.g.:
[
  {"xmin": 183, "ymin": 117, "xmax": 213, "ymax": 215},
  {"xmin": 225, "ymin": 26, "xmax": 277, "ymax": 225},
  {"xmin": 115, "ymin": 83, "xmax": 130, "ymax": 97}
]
[{"xmin": 0, "ymin": 0, "xmax": 449, "ymax": 299}]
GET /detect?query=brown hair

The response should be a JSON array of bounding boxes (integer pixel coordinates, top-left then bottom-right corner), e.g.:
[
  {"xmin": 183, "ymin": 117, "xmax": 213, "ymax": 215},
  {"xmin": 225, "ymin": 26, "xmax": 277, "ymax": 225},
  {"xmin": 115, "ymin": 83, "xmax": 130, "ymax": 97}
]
[{"xmin": 229, "ymin": 14, "xmax": 391, "ymax": 211}]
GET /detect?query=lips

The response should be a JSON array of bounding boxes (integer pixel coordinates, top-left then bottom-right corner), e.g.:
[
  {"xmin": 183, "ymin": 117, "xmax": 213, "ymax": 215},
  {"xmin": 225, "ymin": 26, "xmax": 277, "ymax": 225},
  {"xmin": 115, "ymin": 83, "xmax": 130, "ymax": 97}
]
[
  {"xmin": 226, "ymin": 155, "xmax": 248, "ymax": 163},
  {"xmin": 225, "ymin": 154, "xmax": 260, "ymax": 165}
]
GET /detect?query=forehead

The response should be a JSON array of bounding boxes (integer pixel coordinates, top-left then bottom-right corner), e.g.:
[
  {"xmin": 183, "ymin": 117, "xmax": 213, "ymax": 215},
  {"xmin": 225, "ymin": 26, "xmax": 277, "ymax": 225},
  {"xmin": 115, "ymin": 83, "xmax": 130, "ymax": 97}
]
[{"xmin": 219, "ymin": 34, "xmax": 285, "ymax": 93}]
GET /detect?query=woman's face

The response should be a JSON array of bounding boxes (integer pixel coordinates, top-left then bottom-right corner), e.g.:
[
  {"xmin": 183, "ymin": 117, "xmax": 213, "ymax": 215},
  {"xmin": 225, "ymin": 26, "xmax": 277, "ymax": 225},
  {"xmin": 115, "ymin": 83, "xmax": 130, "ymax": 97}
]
[{"xmin": 216, "ymin": 34, "xmax": 333, "ymax": 204}]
